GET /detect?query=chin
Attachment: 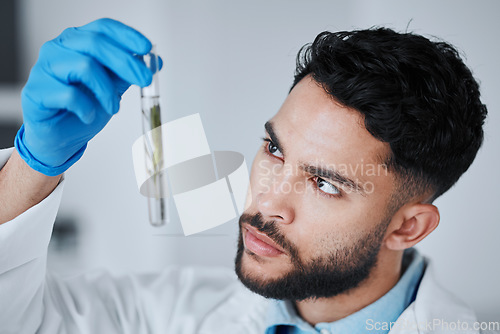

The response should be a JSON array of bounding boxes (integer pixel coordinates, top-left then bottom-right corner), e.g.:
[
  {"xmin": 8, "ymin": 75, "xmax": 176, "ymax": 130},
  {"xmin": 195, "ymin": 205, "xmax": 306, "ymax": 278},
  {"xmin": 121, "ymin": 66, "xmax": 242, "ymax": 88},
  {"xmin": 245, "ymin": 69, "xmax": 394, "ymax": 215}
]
[{"xmin": 240, "ymin": 249, "xmax": 290, "ymax": 280}]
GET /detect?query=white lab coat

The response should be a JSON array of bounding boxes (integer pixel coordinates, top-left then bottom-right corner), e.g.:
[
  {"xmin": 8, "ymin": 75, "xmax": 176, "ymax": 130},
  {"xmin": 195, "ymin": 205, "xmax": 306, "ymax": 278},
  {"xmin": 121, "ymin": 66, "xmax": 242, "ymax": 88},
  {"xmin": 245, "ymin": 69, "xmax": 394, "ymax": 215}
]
[{"xmin": 0, "ymin": 148, "xmax": 490, "ymax": 334}]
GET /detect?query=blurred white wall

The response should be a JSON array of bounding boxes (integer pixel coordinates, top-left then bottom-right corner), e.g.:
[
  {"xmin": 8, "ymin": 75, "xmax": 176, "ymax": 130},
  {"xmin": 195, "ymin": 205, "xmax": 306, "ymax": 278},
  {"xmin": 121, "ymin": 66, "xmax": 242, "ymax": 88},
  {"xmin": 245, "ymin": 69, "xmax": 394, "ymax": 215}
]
[{"xmin": 6, "ymin": 0, "xmax": 499, "ymax": 322}]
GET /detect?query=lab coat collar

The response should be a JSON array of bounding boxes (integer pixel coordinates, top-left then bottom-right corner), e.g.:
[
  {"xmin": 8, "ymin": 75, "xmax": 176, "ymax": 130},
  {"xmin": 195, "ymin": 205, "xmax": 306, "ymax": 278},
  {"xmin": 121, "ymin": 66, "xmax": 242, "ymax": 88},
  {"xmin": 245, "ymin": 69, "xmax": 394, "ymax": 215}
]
[{"xmin": 389, "ymin": 257, "xmax": 479, "ymax": 334}]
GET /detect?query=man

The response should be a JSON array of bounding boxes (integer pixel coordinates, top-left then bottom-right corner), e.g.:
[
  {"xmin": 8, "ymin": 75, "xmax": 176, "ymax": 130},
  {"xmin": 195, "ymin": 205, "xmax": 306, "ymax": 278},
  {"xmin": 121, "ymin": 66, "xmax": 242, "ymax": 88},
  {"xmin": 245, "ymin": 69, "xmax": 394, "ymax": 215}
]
[{"xmin": 0, "ymin": 18, "xmax": 491, "ymax": 334}]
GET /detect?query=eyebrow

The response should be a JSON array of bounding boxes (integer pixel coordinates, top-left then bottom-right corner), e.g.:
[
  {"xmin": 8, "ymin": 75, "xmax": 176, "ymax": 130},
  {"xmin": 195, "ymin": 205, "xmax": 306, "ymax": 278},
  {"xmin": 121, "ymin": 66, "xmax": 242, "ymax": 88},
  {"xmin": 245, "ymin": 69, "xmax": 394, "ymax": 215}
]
[
  {"xmin": 265, "ymin": 121, "xmax": 285, "ymax": 156},
  {"xmin": 264, "ymin": 121, "xmax": 366, "ymax": 194},
  {"xmin": 299, "ymin": 164, "xmax": 365, "ymax": 194}
]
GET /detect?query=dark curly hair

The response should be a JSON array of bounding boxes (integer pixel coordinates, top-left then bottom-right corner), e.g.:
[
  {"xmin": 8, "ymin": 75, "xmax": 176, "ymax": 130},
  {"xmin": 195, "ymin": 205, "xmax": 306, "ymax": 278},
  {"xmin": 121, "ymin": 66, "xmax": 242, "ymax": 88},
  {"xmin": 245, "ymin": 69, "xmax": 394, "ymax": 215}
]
[{"xmin": 292, "ymin": 28, "xmax": 487, "ymax": 203}]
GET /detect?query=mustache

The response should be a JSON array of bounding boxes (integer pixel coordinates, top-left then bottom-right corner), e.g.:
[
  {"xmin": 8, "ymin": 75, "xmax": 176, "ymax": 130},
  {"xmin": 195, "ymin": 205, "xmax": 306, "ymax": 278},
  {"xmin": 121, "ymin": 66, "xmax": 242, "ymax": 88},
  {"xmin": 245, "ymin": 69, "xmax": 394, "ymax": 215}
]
[{"xmin": 239, "ymin": 213, "xmax": 295, "ymax": 256}]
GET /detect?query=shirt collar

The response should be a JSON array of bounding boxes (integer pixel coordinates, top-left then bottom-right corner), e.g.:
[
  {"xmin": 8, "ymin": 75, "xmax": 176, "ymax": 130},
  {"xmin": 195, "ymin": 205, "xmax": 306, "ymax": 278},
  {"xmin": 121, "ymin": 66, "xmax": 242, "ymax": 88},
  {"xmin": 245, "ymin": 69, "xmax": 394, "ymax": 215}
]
[{"xmin": 264, "ymin": 248, "xmax": 425, "ymax": 334}]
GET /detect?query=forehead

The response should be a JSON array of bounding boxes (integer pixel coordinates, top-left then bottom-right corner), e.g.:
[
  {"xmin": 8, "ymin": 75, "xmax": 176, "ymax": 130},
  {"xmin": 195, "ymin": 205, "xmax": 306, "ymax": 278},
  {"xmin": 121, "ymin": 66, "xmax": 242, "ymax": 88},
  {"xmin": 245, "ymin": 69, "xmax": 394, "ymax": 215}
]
[{"xmin": 271, "ymin": 77, "xmax": 390, "ymax": 168}]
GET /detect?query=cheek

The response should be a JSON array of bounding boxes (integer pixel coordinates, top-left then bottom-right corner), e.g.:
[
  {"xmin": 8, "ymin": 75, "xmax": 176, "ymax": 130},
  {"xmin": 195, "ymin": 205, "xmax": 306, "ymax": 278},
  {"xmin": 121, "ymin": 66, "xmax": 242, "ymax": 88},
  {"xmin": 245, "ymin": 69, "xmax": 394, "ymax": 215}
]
[
  {"xmin": 281, "ymin": 200, "xmax": 339, "ymax": 258},
  {"xmin": 286, "ymin": 198, "xmax": 378, "ymax": 259}
]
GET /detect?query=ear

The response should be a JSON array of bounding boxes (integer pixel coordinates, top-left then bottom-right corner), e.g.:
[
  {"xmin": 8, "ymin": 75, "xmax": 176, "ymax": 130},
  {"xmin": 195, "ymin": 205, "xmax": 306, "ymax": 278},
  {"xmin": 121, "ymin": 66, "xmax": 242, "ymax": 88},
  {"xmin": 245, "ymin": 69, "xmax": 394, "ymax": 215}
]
[{"xmin": 384, "ymin": 203, "xmax": 440, "ymax": 250}]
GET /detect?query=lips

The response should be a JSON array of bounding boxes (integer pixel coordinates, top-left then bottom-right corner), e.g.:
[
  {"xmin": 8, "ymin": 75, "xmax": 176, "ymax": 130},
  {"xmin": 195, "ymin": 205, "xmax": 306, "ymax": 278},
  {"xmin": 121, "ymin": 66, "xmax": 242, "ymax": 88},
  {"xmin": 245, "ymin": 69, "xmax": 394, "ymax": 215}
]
[{"xmin": 243, "ymin": 225, "xmax": 285, "ymax": 257}]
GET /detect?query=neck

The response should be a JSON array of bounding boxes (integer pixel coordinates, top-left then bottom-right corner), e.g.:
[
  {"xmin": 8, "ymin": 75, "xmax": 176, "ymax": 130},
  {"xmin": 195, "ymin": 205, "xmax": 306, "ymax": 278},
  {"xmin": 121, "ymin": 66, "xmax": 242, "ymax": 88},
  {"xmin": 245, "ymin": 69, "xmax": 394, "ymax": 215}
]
[{"xmin": 294, "ymin": 249, "xmax": 403, "ymax": 325}]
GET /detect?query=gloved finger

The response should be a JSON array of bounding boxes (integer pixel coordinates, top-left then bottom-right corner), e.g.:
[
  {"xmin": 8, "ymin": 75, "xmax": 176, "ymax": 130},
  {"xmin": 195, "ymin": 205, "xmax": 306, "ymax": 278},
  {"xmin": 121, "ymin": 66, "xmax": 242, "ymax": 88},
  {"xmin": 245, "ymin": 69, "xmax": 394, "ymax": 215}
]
[
  {"xmin": 56, "ymin": 27, "xmax": 152, "ymax": 87},
  {"xmin": 110, "ymin": 55, "xmax": 164, "ymax": 97},
  {"xmin": 75, "ymin": 18, "xmax": 151, "ymax": 55},
  {"xmin": 107, "ymin": 71, "xmax": 131, "ymax": 97},
  {"xmin": 22, "ymin": 71, "xmax": 101, "ymax": 125},
  {"xmin": 40, "ymin": 42, "xmax": 120, "ymax": 116},
  {"xmin": 158, "ymin": 56, "xmax": 164, "ymax": 71}
]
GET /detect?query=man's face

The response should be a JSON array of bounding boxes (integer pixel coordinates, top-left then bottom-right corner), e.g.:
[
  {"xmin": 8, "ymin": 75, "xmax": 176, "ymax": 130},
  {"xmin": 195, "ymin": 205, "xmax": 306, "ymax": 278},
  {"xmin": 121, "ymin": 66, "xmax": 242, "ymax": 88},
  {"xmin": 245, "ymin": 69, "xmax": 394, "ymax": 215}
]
[{"xmin": 235, "ymin": 77, "xmax": 397, "ymax": 301}]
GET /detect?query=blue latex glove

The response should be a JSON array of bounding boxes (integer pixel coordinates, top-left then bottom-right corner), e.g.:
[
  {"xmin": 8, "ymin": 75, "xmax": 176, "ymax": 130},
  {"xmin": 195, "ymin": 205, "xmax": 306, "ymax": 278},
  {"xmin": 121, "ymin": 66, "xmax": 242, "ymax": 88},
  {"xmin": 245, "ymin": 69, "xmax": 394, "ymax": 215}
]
[{"xmin": 15, "ymin": 18, "xmax": 157, "ymax": 176}]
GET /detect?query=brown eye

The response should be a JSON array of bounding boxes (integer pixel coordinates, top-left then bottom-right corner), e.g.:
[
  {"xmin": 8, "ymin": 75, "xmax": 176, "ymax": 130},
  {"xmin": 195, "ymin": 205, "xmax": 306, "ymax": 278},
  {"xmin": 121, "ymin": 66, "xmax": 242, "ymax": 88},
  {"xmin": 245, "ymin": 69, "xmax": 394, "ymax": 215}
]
[
  {"xmin": 316, "ymin": 177, "xmax": 340, "ymax": 196},
  {"xmin": 267, "ymin": 142, "xmax": 283, "ymax": 158},
  {"xmin": 268, "ymin": 142, "xmax": 279, "ymax": 154}
]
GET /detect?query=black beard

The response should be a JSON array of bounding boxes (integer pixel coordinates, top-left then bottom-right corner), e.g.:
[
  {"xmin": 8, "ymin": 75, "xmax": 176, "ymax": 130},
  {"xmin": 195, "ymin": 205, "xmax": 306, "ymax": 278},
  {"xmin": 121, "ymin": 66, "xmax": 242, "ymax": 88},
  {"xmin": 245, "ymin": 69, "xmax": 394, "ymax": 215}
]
[{"xmin": 234, "ymin": 213, "xmax": 387, "ymax": 301}]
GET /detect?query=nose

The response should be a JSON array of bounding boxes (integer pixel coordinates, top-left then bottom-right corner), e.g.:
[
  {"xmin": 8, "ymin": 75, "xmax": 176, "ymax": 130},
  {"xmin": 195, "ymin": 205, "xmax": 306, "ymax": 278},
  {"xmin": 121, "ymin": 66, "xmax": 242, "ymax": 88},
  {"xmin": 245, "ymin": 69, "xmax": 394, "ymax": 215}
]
[{"xmin": 256, "ymin": 165, "xmax": 296, "ymax": 224}]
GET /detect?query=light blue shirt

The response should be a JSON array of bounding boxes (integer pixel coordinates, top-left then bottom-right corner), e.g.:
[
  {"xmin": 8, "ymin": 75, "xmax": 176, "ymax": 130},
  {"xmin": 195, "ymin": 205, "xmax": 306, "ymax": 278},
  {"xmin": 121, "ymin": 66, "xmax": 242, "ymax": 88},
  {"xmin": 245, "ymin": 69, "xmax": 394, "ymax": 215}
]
[{"xmin": 264, "ymin": 248, "xmax": 425, "ymax": 334}]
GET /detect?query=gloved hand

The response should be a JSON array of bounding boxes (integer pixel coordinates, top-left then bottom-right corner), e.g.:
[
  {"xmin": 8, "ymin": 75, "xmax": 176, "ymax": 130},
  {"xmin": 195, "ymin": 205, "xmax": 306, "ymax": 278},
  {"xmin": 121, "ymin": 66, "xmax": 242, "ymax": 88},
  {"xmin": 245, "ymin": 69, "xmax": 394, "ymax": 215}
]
[{"xmin": 15, "ymin": 18, "xmax": 157, "ymax": 176}]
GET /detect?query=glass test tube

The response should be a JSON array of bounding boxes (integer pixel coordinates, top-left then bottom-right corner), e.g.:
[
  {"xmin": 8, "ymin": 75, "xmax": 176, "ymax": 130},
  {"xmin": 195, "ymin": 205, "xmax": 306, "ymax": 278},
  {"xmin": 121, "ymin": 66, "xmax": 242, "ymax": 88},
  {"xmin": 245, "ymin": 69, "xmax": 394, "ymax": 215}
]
[{"xmin": 141, "ymin": 46, "xmax": 169, "ymax": 226}]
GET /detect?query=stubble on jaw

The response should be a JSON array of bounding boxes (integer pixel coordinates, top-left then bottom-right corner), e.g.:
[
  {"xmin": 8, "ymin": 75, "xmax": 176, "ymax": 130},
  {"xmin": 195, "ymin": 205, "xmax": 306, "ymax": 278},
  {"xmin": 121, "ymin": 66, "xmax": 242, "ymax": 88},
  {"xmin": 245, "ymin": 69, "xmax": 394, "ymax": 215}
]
[{"xmin": 234, "ymin": 212, "xmax": 389, "ymax": 301}]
